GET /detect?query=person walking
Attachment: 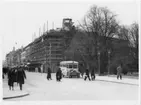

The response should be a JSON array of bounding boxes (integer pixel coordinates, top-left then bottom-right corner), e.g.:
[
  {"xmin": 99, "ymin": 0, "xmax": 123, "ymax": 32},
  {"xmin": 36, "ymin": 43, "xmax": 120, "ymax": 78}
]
[
  {"xmin": 56, "ymin": 67, "xmax": 62, "ymax": 82},
  {"xmin": 47, "ymin": 67, "xmax": 52, "ymax": 80},
  {"xmin": 8, "ymin": 68, "xmax": 16, "ymax": 90},
  {"xmin": 84, "ymin": 68, "xmax": 91, "ymax": 81},
  {"xmin": 91, "ymin": 67, "xmax": 96, "ymax": 81},
  {"xmin": 13, "ymin": 67, "xmax": 18, "ymax": 86},
  {"xmin": 17, "ymin": 66, "xmax": 26, "ymax": 90},
  {"xmin": 79, "ymin": 64, "xmax": 85, "ymax": 78},
  {"xmin": 40, "ymin": 65, "xmax": 43, "ymax": 74},
  {"xmin": 117, "ymin": 64, "xmax": 122, "ymax": 80}
]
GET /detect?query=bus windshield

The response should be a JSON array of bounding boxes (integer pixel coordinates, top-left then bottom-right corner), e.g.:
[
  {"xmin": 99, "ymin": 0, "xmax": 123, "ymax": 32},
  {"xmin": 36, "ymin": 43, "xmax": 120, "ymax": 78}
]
[
  {"xmin": 68, "ymin": 64, "xmax": 77, "ymax": 68},
  {"xmin": 60, "ymin": 61, "xmax": 78, "ymax": 69}
]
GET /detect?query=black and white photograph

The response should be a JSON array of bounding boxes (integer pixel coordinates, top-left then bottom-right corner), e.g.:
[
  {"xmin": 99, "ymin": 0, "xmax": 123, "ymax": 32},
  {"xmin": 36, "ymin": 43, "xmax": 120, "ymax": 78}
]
[{"xmin": 1, "ymin": 0, "xmax": 140, "ymax": 105}]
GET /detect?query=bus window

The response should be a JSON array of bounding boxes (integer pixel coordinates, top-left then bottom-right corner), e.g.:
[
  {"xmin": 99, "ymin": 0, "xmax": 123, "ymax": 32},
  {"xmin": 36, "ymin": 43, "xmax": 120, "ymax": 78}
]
[
  {"xmin": 68, "ymin": 65, "xmax": 73, "ymax": 68},
  {"xmin": 73, "ymin": 65, "xmax": 77, "ymax": 68}
]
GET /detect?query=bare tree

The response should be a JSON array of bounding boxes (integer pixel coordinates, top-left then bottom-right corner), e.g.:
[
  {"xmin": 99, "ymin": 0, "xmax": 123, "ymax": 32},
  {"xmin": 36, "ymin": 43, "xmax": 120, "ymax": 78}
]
[
  {"xmin": 118, "ymin": 23, "xmax": 138, "ymax": 62},
  {"xmin": 129, "ymin": 23, "xmax": 138, "ymax": 60},
  {"xmin": 78, "ymin": 5, "xmax": 119, "ymax": 70}
]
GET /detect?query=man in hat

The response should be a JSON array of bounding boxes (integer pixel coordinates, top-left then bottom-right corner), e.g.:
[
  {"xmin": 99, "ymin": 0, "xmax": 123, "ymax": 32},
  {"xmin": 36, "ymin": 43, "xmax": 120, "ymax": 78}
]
[
  {"xmin": 47, "ymin": 67, "xmax": 52, "ymax": 80},
  {"xmin": 117, "ymin": 64, "xmax": 122, "ymax": 80},
  {"xmin": 56, "ymin": 67, "xmax": 62, "ymax": 82},
  {"xmin": 17, "ymin": 66, "xmax": 26, "ymax": 90}
]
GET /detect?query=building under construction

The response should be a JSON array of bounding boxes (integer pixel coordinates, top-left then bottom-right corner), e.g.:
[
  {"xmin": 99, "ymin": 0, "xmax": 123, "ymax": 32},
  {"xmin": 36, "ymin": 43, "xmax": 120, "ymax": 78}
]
[{"xmin": 23, "ymin": 18, "xmax": 75, "ymax": 72}]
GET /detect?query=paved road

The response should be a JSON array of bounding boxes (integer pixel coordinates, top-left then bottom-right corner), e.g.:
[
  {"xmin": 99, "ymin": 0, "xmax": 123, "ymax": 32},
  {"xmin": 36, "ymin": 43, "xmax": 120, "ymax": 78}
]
[{"xmin": 6, "ymin": 71, "xmax": 138, "ymax": 101}]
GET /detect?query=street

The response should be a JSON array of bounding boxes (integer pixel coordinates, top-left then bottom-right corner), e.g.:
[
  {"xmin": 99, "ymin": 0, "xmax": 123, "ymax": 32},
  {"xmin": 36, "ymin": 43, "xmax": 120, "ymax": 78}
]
[{"xmin": 3, "ymin": 71, "xmax": 138, "ymax": 101}]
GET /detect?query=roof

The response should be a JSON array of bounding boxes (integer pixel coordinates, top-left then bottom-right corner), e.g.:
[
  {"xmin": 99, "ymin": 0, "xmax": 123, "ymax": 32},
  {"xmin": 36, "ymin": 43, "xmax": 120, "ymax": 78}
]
[{"xmin": 60, "ymin": 61, "xmax": 78, "ymax": 64}]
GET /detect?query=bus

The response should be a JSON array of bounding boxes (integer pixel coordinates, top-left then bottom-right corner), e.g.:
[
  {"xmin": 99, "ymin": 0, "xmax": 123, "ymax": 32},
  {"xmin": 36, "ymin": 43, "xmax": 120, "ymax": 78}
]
[{"xmin": 60, "ymin": 61, "xmax": 80, "ymax": 78}]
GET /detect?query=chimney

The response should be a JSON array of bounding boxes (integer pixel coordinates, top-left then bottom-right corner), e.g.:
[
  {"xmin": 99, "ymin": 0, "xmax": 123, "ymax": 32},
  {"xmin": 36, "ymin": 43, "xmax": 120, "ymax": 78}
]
[{"xmin": 13, "ymin": 47, "xmax": 15, "ymax": 51}]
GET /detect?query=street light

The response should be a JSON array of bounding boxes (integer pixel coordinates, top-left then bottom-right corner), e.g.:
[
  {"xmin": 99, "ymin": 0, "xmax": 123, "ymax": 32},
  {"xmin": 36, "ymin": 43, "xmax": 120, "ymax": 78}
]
[
  {"xmin": 98, "ymin": 51, "xmax": 100, "ymax": 76},
  {"xmin": 108, "ymin": 50, "xmax": 111, "ymax": 76},
  {"xmin": 49, "ymin": 43, "xmax": 51, "ymax": 69}
]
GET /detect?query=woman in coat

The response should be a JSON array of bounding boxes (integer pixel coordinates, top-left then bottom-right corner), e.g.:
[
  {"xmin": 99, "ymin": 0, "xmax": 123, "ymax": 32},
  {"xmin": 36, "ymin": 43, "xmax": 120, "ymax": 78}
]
[{"xmin": 17, "ymin": 67, "xmax": 26, "ymax": 90}]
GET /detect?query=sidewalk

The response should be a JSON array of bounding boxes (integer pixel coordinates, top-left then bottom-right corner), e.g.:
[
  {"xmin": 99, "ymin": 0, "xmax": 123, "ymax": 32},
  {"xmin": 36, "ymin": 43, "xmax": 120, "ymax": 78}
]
[
  {"xmin": 3, "ymin": 77, "xmax": 29, "ymax": 100},
  {"xmin": 95, "ymin": 74, "xmax": 139, "ymax": 86}
]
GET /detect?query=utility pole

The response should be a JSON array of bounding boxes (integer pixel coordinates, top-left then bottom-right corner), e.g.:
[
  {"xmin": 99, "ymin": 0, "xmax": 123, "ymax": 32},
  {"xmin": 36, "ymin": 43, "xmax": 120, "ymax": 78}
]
[
  {"xmin": 46, "ymin": 45, "xmax": 47, "ymax": 73},
  {"xmin": 98, "ymin": 51, "xmax": 100, "ymax": 76},
  {"xmin": 34, "ymin": 32, "xmax": 36, "ymax": 40},
  {"xmin": 108, "ymin": 50, "xmax": 111, "ymax": 76},
  {"xmin": 47, "ymin": 21, "xmax": 48, "ymax": 33},
  {"xmin": 52, "ymin": 22, "xmax": 54, "ymax": 30},
  {"xmin": 73, "ymin": 50, "xmax": 75, "ymax": 69},
  {"xmin": 49, "ymin": 43, "xmax": 52, "ymax": 69},
  {"xmin": 43, "ymin": 23, "xmax": 45, "ymax": 34},
  {"xmin": 39, "ymin": 27, "xmax": 41, "ymax": 36}
]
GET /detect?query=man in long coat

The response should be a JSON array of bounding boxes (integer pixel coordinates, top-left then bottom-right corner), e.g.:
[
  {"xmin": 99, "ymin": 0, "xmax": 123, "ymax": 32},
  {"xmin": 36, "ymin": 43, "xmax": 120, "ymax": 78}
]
[
  {"xmin": 56, "ymin": 67, "xmax": 62, "ymax": 81},
  {"xmin": 47, "ymin": 67, "xmax": 52, "ymax": 80},
  {"xmin": 91, "ymin": 67, "xmax": 96, "ymax": 81},
  {"xmin": 17, "ymin": 66, "xmax": 26, "ymax": 90},
  {"xmin": 117, "ymin": 64, "xmax": 122, "ymax": 80},
  {"xmin": 8, "ymin": 68, "xmax": 15, "ymax": 90}
]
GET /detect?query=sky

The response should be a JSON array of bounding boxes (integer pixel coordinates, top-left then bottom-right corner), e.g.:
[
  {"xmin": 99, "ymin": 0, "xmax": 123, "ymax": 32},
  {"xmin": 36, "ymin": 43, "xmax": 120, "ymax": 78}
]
[{"xmin": 0, "ymin": 0, "xmax": 139, "ymax": 60}]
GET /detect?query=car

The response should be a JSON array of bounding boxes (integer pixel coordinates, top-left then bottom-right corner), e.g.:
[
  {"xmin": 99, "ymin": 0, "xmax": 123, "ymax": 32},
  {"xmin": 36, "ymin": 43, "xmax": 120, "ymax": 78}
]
[{"xmin": 68, "ymin": 70, "xmax": 80, "ymax": 78}]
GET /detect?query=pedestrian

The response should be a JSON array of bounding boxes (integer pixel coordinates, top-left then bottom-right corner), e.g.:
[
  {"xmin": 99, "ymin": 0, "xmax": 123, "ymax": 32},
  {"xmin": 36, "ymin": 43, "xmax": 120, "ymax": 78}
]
[
  {"xmin": 17, "ymin": 66, "xmax": 26, "ymax": 90},
  {"xmin": 3, "ymin": 73, "xmax": 4, "ymax": 79},
  {"xmin": 84, "ymin": 68, "xmax": 91, "ymax": 81},
  {"xmin": 47, "ymin": 67, "xmax": 52, "ymax": 80},
  {"xmin": 56, "ymin": 67, "xmax": 62, "ymax": 82},
  {"xmin": 8, "ymin": 68, "xmax": 15, "ymax": 90},
  {"xmin": 117, "ymin": 64, "xmax": 122, "ymax": 80},
  {"xmin": 35, "ymin": 67, "xmax": 38, "ymax": 72},
  {"xmin": 40, "ymin": 65, "xmax": 43, "ymax": 74},
  {"xmin": 91, "ymin": 67, "xmax": 96, "ymax": 81},
  {"xmin": 79, "ymin": 64, "xmax": 84, "ymax": 78},
  {"xmin": 13, "ymin": 67, "xmax": 18, "ymax": 85}
]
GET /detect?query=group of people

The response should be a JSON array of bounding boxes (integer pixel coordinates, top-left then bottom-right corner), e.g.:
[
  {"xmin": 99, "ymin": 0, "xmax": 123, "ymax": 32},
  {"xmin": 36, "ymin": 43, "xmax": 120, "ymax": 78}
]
[
  {"xmin": 83, "ymin": 68, "xmax": 96, "ymax": 81},
  {"xmin": 7, "ymin": 66, "xmax": 26, "ymax": 91},
  {"xmin": 83, "ymin": 64, "xmax": 123, "ymax": 81},
  {"xmin": 46, "ymin": 66, "xmax": 62, "ymax": 82},
  {"xmin": 44, "ymin": 63, "xmax": 123, "ymax": 82}
]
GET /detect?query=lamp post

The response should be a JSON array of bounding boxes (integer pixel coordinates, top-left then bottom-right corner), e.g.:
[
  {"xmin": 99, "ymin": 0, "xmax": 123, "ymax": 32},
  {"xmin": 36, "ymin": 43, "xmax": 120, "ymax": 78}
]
[
  {"xmin": 49, "ymin": 43, "xmax": 52, "ymax": 69},
  {"xmin": 98, "ymin": 51, "xmax": 100, "ymax": 76},
  {"xmin": 108, "ymin": 50, "xmax": 111, "ymax": 76},
  {"xmin": 45, "ymin": 45, "xmax": 47, "ymax": 73}
]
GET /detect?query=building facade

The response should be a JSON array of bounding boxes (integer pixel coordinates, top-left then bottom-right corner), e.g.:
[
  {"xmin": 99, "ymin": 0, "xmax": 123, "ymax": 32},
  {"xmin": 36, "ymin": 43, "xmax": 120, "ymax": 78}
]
[
  {"xmin": 6, "ymin": 47, "xmax": 22, "ymax": 68},
  {"xmin": 25, "ymin": 31, "xmax": 65, "ymax": 73}
]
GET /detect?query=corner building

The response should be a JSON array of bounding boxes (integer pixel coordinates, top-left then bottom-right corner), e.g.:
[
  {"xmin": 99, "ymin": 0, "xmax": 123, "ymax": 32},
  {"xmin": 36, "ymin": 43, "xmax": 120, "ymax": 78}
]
[{"xmin": 26, "ymin": 31, "xmax": 65, "ymax": 73}]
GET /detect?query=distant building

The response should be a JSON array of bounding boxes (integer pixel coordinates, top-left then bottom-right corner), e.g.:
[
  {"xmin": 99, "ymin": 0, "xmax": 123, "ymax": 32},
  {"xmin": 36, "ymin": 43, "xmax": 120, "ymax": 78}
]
[
  {"xmin": 6, "ymin": 47, "xmax": 22, "ymax": 68},
  {"xmin": 6, "ymin": 48, "xmax": 15, "ymax": 68},
  {"xmin": 2, "ymin": 60, "xmax": 7, "ymax": 67}
]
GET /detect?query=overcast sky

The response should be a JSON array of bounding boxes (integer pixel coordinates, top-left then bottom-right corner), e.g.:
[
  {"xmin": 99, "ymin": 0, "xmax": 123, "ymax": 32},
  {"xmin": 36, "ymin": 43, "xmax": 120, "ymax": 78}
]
[{"xmin": 0, "ymin": 0, "xmax": 139, "ymax": 60}]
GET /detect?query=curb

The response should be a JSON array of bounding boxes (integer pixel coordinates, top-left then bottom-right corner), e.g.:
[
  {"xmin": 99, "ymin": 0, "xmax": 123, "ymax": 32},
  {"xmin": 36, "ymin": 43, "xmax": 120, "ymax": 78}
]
[
  {"xmin": 3, "ymin": 93, "xmax": 30, "ymax": 100},
  {"xmin": 96, "ymin": 79, "xmax": 138, "ymax": 86}
]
